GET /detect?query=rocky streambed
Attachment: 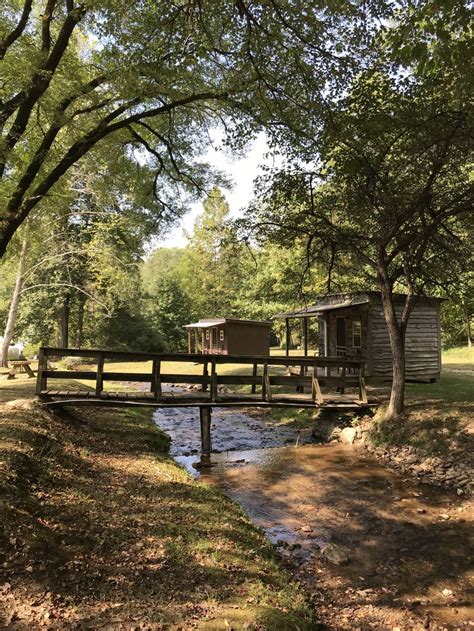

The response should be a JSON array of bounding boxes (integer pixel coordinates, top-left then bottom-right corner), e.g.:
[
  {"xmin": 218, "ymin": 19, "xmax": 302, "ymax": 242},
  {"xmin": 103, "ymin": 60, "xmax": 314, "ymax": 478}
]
[
  {"xmin": 153, "ymin": 405, "xmax": 474, "ymax": 630},
  {"xmin": 312, "ymin": 414, "xmax": 473, "ymax": 496}
]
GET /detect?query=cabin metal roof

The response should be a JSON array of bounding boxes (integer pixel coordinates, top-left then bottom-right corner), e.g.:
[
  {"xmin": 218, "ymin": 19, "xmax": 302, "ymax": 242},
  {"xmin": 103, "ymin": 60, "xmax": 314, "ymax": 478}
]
[
  {"xmin": 277, "ymin": 296, "xmax": 370, "ymax": 319},
  {"xmin": 184, "ymin": 318, "xmax": 272, "ymax": 329},
  {"xmin": 275, "ymin": 291, "xmax": 444, "ymax": 319}
]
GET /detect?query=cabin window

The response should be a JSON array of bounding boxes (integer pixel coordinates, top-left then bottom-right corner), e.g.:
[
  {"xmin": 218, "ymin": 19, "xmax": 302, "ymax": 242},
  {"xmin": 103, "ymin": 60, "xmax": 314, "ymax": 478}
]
[
  {"xmin": 205, "ymin": 330, "xmax": 210, "ymax": 340},
  {"xmin": 353, "ymin": 320, "xmax": 362, "ymax": 348},
  {"xmin": 219, "ymin": 330, "xmax": 225, "ymax": 341},
  {"xmin": 336, "ymin": 317, "xmax": 346, "ymax": 348}
]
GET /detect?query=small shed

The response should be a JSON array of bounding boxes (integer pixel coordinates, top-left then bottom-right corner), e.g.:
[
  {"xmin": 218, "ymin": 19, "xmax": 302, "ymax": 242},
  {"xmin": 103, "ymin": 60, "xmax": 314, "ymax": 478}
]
[
  {"xmin": 277, "ymin": 292, "xmax": 443, "ymax": 382},
  {"xmin": 184, "ymin": 318, "xmax": 272, "ymax": 356}
]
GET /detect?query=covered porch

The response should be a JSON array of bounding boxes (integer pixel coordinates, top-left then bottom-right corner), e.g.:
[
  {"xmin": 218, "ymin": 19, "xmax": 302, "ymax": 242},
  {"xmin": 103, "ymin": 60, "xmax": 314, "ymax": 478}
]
[{"xmin": 277, "ymin": 295, "xmax": 369, "ymax": 362}]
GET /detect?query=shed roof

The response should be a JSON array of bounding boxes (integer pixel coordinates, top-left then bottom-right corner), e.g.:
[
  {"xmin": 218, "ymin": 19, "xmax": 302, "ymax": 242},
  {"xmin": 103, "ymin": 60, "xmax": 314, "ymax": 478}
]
[
  {"xmin": 276, "ymin": 291, "xmax": 444, "ymax": 319},
  {"xmin": 184, "ymin": 318, "xmax": 272, "ymax": 329},
  {"xmin": 277, "ymin": 296, "xmax": 369, "ymax": 319}
]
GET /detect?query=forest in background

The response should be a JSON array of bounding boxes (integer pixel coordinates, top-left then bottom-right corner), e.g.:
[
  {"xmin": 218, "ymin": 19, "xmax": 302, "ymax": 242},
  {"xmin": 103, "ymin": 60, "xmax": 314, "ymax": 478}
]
[
  {"xmin": 0, "ymin": 185, "xmax": 471, "ymax": 356},
  {"xmin": 1, "ymin": 0, "xmax": 472, "ymax": 419}
]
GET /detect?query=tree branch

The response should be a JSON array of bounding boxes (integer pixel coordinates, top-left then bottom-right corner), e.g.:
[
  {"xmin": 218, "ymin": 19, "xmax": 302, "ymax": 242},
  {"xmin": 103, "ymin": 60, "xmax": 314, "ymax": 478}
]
[{"xmin": 0, "ymin": 0, "xmax": 33, "ymax": 60}]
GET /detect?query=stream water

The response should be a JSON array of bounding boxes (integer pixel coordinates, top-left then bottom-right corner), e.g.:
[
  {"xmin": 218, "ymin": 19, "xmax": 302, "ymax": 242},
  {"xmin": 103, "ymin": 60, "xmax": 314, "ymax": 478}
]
[{"xmin": 153, "ymin": 405, "xmax": 473, "ymax": 630}]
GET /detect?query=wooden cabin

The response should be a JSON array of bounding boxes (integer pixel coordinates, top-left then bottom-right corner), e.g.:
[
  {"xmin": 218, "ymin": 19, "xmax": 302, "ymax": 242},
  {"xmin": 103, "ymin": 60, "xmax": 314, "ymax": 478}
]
[
  {"xmin": 278, "ymin": 292, "xmax": 443, "ymax": 382},
  {"xmin": 184, "ymin": 318, "xmax": 271, "ymax": 356}
]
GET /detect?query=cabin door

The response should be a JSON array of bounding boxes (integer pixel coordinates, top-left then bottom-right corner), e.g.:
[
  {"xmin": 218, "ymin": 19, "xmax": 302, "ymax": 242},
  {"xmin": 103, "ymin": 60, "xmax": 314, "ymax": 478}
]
[{"xmin": 336, "ymin": 317, "xmax": 346, "ymax": 356}]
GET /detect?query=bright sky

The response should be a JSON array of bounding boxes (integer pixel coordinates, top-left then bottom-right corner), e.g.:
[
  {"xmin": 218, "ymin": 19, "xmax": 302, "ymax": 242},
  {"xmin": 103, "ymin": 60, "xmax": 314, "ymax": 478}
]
[{"xmin": 156, "ymin": 132, "xmax": 272, "ymax": 248}]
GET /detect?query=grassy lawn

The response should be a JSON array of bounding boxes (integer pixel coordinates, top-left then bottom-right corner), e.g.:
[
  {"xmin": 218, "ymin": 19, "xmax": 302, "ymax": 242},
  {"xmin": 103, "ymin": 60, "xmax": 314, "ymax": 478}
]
[
  {"xmin": 405, "ymin": 346, "xmax": 473, "ymax": 403},
  {"xmin": 406, "ymin": 372, "xmax": 474, "ymax": 403},
  {"xmin": 371, "ymin": 347, "xmax": 473, "ymax": 457},
  {"xmin": 0, "ymin": 377, "xmax": 314, "ymax": 629},
  {"xmin": 442, "ymin": 345, "xmax": 474, "ymax": 365}
]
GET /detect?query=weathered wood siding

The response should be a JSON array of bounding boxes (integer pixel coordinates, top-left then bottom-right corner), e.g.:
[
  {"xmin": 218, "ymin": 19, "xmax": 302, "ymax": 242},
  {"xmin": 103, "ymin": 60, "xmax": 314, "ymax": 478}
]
[
  {"xmin": 226, "ymin": 322, "xmax": 271, "ymax": 356},
  {"xmin": 369, "ymin": 297, "xmax": 441, "ymax": 381}
]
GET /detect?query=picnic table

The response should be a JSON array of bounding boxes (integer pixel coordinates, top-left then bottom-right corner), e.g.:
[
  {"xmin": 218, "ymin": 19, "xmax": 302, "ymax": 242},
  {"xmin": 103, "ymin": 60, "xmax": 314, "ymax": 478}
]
[{"xmin": 7, "ymin": 360, "xmax": 36, "ymax": 379}]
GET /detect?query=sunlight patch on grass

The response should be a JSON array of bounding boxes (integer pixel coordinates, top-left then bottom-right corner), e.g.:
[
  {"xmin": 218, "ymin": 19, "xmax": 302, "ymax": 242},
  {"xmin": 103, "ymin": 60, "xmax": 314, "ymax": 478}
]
[
  {"xmin": 0, "ymin": 381, "xmax": 315, "ymax": 629},
  {"xmin": 442, "ymin": 346, "xmax": 474, "ymax": 366}
]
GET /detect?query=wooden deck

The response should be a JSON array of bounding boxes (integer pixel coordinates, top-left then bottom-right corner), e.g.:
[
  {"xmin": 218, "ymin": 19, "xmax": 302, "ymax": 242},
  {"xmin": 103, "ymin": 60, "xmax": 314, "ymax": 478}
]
[
  {"xmin": 37, "ymin": 347, "xmax": 376, "ymax": 410},
  {"xmin": 40, "ymin": 389, "xmax": 376, "ymax": 409}
]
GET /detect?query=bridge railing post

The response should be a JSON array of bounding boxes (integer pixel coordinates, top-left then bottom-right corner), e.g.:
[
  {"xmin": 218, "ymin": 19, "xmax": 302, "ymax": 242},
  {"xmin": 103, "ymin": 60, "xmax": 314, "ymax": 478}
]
[
  {"xmin": 251, "ymin": 362, "xmax": 257, "ymax": 394},
  {"xmin": 358, "ymin": 364, "xmax": 368, "ymax": 404},
  {"xmin": 152, "ymin": 358, "xmax": 162, "ymax": 399},
  {"xmin": 36, "ymin": 348, "xmax": 47, "ymax": 395},
  {"xmin": 262, "ymin": 361, "xmax": 271, "ymax": 401},
  {"xmin": 311, "ymin": 362, "xmax": 323, "ymax": 404},
  {"xmin": 202, "ymin": 361, "xmax": 208, "ymax": 392},
  {"xmin": 210, "ymin": 358, "xmax": 217, "ymax": 401},
  {"xmin": 96, "ymin": 352, "xmax": 104, "ymax": 397}
]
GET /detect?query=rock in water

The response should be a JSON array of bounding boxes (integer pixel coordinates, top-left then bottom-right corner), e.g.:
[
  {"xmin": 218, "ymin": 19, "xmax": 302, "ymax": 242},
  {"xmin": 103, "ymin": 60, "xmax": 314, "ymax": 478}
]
[
  {"xmin": 321, "ymin": 543, "xmax": 349, "ymax": 565},
  {"xmin": 339, "ymin": 427, "xmax": 357, "ymax": 445}
]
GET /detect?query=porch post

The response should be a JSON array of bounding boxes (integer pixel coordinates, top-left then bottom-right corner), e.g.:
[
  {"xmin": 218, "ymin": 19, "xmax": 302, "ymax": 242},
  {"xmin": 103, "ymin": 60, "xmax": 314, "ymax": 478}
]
[
  {"xmin": 187, "ymin": 330, "xmax": 192, "ymax": 354},
  {"xmin": 285, "ymin": 318, "xmax": 290, "ymax": 356},
  {"xmin": 324, "ymin": 316, "xmax": 329, "ymax": 376},
  {"xmin": 303, "ymin": 317, "xmax": 308, "ymax": 356},
  {"xmin": 194, "ymin": 330, "xmax": 199, "ymax": 354}
]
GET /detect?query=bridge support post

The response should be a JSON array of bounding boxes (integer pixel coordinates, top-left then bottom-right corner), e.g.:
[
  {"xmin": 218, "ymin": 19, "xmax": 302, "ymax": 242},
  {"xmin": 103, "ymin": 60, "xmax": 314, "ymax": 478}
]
[{"xmin": 198, "ymin": 406, "xmax": 212, "ymax": 468}]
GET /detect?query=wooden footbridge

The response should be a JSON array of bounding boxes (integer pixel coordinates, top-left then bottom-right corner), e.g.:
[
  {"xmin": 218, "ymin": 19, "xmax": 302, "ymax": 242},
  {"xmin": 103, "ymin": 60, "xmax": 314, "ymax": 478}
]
[{"xmin": 37, "ymin": 347, "xmax": 376, "ymax": 461}]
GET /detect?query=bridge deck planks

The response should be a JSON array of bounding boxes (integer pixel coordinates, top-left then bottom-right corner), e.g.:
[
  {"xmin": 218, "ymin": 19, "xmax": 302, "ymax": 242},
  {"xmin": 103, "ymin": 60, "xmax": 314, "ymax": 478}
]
[{"xmin": 40, "ymin": 388, "xmax": 377, "ymax": 409}]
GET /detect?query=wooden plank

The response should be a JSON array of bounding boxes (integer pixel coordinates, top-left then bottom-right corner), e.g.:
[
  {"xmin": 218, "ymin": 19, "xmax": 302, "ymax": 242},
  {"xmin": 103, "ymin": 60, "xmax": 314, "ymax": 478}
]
[
  {"xmin": 303, "ymin": 317, "xmax": 308, "ymax": 356},
  {"xmin": 43, "ymin": 370, "xmax": 96, "ymax": 380},
  {"xmin": 202, "ymin": 361, "xmax": 208, "ymax": 392},
  {"xmin": 262, "ymin": 361, "xmax": 270, "ymax": 401},
  {"xmin": 152, "ymin": 359, "xmax": 162, "ymax": 399},
  {"xmin": 312, "ymin": 374, "xmax": 323, "ymax": 404},
  {"xmin": 40, "ymin": 393, "xmax": 379, "ymax": 410},
  {"xmin": 210, "ymin": 358, "xmax": 217, "ymax": 402},
  {"xmin": 265, "ymin": 369, "xmax": 272, "ymax": 402},
  {"xmin": 96, "ymin": 352, "xmax": 104, "ymax": 396},
  {"xmin": 340, "ymin": 366, "xmax": 346, "ymax": 395},
  {"xmin": 285, "ymin": 373, "xmax": 359, "ymax": 387},
  {"xmin": 39, "ymin": 346, "xmax": 364, "ymax": 369},
  {"xmin": 251, "ymin": 362, "xmax": 257, "ymax": 394},
  {"xmin": 36, "ymin": 348, "xmax": 47, "ymax": 395},
  {"xmin": 359, "ymin": 367, "xmax": 368, "ymax": 404}
]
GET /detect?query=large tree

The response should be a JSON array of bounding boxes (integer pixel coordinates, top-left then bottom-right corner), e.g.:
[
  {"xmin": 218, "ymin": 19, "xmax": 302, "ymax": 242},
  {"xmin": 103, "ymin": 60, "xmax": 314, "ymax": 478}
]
[
  {"xmin": 0, "ymin": 148, "xmax": 161, "ymax": 363},
  {"xmin": 1, "ymin": 0, "xmax": 388, "ymax": 257},
  {"xmin": 244, "ymin": 14, "xmax": 473, "ymax": 420}
]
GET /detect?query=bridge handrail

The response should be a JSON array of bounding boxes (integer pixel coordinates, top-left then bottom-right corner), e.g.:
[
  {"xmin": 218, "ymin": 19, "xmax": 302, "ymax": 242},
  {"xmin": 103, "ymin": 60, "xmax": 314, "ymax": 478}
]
[
  {"xmin": 36, "ymin": 347, "xmax": 368, "ymax": 405},
  {"xmin": 38, "ymin": 346, "xmax": 364, "ymax": 368}
]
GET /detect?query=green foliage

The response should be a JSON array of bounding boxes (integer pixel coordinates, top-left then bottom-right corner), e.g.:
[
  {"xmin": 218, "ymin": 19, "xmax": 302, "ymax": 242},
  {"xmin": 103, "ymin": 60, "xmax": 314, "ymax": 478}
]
[
  {"xmin": 2, "ymin": 0, "xmax": 380, "ymax": 255},
  {"xmin": 144, "ymin": 276, "xmax": 192, "ymax": 352},
  {"xmin": 141, "ymin": 189, "xmax": 322, "ymax": 350}
]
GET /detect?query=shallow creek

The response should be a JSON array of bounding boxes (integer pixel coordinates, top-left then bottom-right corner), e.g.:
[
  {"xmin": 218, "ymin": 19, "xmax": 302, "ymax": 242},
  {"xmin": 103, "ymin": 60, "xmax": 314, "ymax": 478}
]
[{"xmin": 153, "ymin": 405, "xmax": 473, "ymax": 630}]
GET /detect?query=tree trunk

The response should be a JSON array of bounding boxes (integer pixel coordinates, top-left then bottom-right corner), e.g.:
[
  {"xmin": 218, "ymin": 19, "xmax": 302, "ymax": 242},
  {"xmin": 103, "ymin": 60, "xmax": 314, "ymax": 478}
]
[
  {"xmin": 75, "ymin": 295, "xmax": 86, "ymax": 348},
  {"xmin": 378, "ymin": 276, "xmax": 407, "ymax": 421},
  {"xmin": 1, "ymin": 238, "xmax": 29, "ymax": 368},
  {"xmin": 57, "ymin": 295, "xmax": 70, "ymax": 348}
]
